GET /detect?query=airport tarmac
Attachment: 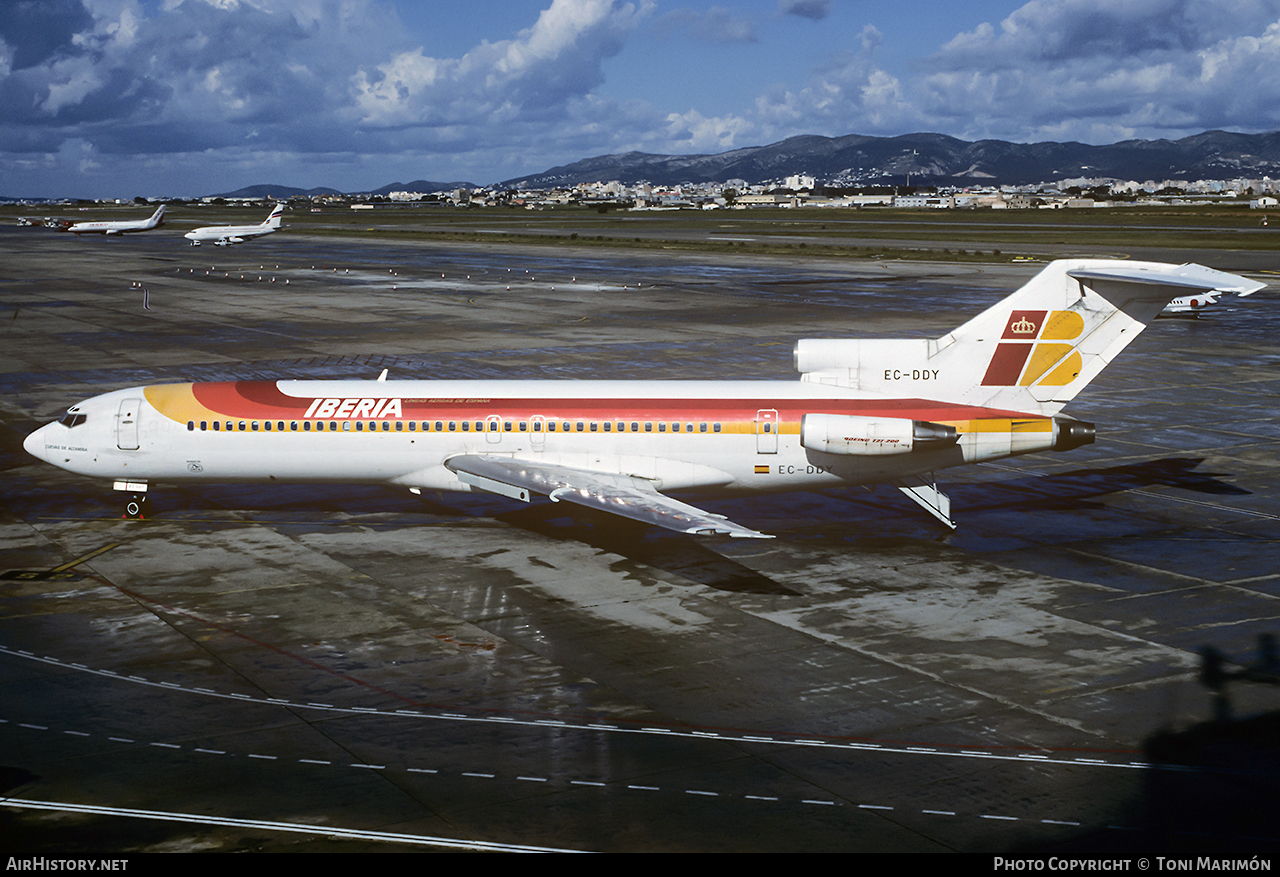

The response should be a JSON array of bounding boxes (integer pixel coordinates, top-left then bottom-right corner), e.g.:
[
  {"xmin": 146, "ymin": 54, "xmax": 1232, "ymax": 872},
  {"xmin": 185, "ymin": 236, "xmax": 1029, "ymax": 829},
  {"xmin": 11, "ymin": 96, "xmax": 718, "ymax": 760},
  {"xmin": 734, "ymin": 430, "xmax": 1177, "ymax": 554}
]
[{"xmin": 2, "ymin": 227, "xmax": 1279, "ymax": 853}]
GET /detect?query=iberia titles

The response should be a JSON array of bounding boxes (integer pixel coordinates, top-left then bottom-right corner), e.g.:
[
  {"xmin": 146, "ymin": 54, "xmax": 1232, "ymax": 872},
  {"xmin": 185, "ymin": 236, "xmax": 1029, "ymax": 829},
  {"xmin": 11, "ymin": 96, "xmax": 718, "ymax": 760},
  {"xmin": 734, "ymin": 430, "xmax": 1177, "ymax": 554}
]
[{"xmin": 303, "ymin": 398, "xmax": 404, "ymax": 419}]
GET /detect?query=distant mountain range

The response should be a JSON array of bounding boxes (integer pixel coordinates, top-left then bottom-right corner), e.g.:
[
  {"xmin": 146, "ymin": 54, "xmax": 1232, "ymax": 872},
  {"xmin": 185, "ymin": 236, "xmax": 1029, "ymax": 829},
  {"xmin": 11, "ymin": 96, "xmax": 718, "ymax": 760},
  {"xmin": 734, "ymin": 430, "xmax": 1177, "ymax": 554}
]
[
  {"xmin": 366, "ymin": 179, "xmax": 478, "ymax": 195},
  {"xmin": 496, "ymin": 130, "xmax": 1280, "ymax": 189},
  {"xmin": 203, "ymin": 131, "xmax": 1280, "ymax": 198},
  {"xmin": 215, "ymin": 184, "xmax": 345, "ymax": 199},
  {"xmin": 216, "ymin": 179, "xmax": 476, "ymax": 199}
]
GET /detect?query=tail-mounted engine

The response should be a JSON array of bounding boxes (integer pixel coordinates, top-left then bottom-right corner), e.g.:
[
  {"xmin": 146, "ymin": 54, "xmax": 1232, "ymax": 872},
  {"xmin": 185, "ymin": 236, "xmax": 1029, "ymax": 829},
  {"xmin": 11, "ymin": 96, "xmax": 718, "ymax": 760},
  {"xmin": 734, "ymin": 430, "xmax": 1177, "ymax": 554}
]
[{"xmin": 800, "ymin": 413, "xmax": 958, "ymax": 457}]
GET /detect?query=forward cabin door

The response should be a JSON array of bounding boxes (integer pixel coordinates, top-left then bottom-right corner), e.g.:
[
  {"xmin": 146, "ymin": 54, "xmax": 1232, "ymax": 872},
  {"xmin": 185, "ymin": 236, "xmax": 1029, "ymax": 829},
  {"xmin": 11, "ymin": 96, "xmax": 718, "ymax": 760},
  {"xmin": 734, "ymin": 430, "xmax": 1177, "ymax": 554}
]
[
  {"xmin": 756, "ymin": 408, "xmax": 778, "ymax": 454},
  {"xmin": 116, "ymin": 398, "xmax": 141, "ymax": 450}
]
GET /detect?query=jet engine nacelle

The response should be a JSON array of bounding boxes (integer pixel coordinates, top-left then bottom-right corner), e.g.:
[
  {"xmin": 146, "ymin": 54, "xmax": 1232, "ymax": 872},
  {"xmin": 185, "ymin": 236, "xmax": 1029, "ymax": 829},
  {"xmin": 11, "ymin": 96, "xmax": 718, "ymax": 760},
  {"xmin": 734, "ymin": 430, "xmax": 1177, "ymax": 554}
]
[{"xmin": 800, "ymin": 413, "xmax": 958, "ymax": 456}]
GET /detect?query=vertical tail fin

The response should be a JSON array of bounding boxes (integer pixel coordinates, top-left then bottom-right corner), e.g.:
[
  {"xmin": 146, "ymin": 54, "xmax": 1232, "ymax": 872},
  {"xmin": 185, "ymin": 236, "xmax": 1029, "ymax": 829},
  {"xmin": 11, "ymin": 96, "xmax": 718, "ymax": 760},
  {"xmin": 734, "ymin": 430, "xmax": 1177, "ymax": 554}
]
[
  {"xmin": 264, "ymin": 203, "xmax": 284, "ymax": 229},
  {"xmin": 795, "ymin": 260, "xmax": 1264, "ymax": 415}
]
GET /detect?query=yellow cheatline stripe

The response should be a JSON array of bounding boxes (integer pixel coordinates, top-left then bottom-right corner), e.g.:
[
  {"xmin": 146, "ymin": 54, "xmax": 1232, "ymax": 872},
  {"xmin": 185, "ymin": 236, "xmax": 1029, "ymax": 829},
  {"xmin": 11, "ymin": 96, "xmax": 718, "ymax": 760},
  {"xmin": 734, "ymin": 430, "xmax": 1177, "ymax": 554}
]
[
  {"xmin": 952, "ymin": 418, "xmax": 1053, "ymax": 434},
  {"xmin": 144, "ymin": 383, "xmax": 214, "ymax": 424}
]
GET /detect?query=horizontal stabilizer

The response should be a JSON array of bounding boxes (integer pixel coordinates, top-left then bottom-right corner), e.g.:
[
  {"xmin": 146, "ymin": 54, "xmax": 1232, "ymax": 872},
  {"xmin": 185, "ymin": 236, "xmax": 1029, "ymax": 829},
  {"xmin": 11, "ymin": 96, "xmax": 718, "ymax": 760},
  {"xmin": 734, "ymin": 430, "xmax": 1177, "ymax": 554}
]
[
  {"xmin": 1066, "ymin": 263, "xmax": 1265, "ymax": 296},
  {"xmin": 445, "ymin": 455, "xmax": 771, "ymax": 538}
]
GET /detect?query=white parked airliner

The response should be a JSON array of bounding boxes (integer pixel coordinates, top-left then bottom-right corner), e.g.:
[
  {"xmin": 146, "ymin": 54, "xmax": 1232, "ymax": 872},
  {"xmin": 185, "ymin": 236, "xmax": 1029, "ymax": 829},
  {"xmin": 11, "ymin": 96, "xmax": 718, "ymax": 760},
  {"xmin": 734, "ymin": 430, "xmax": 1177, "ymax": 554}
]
[
  {"xmin": 24, "ymin": 260, "xmax": 1264, "ymax": 533},
  {"xmin": 184, "ymin": 203, "xmax": 284, "ymax": 246},
  {"xmin": 65, "ymin": 205, "xmax": 165, "ymax": 235}
]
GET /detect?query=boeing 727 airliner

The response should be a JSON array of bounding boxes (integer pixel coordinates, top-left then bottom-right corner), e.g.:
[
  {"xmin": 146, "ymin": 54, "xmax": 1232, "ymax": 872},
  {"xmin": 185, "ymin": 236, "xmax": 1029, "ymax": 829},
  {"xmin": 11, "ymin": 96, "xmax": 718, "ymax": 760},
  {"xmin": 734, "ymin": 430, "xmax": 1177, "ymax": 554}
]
[
  {"xmin": 65, "ymin": 205, "xmax": 165, "ymax": 235},
  {"xmin": 184, "ymin": 204, "xmax": 285, "ymax": 246},
  {"xmin": 23, "ymin": 260, "xmax": 1265, "ymax": 534}
]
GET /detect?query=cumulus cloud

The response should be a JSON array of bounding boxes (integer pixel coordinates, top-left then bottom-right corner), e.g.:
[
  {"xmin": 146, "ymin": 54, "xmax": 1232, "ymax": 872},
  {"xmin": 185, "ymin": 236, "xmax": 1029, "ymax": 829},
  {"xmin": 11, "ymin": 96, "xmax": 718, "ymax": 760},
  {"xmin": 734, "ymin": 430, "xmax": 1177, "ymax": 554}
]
[
  {"xmin": 914, "ymin": 0, "xmax": 1280, "ymax": 141},
  {"xmin": 0, "ymin": 0, "xmax": 663, "ymax": 192},
  {"xmin": 5, "ymin": 0, "xmax": 1280, "ymax": 198},
  {"xmin": 351, "ymin": 0, "xmax": 652, "ymax": 126},
  {"xmin": 752, "ymin": 25, "xmax": 919, "ymax": 137}
]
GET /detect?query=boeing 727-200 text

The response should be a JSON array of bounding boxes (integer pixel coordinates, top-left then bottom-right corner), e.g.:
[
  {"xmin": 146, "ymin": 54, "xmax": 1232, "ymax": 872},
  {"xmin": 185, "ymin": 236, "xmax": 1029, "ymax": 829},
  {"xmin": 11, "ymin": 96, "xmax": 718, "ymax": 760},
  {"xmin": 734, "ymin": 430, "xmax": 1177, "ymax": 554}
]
[{"xmin": 23, "ymin": 259, "xmax": 1265, "ymax": 534}]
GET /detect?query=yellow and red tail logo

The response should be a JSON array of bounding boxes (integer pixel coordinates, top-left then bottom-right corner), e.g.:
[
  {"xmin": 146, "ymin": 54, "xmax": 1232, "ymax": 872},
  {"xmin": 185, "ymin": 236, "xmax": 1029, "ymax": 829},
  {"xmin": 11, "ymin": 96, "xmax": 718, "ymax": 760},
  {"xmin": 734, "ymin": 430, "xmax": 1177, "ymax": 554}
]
[{"xmin": 982, "ymin": 310, "xmax": 1085, "ymax": 387}]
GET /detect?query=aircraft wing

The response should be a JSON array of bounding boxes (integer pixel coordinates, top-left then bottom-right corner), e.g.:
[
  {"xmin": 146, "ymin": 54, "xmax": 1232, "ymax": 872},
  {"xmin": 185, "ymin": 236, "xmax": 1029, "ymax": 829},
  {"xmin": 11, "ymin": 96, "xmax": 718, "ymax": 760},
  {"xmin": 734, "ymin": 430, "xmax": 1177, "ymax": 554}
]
[{"xmin": 444, "ymin": 454, "xmax": 772, "ymax": 539}]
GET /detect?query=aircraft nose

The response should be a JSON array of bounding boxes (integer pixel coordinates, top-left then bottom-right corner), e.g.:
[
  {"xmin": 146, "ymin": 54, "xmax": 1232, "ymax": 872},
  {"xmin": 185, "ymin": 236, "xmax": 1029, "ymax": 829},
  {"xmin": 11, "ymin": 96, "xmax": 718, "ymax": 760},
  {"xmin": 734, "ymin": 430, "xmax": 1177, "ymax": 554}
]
[{"xmin": 23, "ymin": 424, "xmax": 50, "ymax": 463}]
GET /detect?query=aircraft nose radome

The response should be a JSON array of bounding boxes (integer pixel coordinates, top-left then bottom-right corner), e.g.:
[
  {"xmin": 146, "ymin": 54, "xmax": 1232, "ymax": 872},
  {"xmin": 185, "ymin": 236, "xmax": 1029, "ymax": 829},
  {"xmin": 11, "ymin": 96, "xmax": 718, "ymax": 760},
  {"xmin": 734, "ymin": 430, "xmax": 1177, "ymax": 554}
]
[{"xmin": 23, "ymin": 426, "xmax": 48, "ymax": 462}]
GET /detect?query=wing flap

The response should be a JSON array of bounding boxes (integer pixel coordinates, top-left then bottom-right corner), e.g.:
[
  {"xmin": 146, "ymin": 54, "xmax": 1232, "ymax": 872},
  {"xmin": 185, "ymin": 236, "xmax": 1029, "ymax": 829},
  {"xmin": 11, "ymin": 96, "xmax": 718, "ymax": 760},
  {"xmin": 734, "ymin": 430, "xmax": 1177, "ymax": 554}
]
[{"xmin": 445, "ymin": 454, "xmax": 772, "ymax": 539}]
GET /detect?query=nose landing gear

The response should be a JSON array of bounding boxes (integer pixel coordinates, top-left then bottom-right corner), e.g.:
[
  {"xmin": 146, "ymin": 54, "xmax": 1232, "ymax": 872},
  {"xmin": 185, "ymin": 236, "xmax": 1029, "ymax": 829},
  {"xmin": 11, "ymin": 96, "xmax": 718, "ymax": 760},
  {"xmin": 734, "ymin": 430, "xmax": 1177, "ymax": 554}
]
[{"xmin": 123, "ymin": 494, "xmax": 152, "ymax": 519}]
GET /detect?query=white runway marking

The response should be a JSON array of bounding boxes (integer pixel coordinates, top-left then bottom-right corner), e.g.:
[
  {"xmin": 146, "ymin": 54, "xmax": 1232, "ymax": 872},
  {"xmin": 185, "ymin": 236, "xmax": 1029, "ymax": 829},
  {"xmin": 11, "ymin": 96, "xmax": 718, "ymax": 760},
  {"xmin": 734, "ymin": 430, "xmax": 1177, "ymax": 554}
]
[{"xmin": 0, "ymin": 797, "xmax": 585, "ymax": 852}]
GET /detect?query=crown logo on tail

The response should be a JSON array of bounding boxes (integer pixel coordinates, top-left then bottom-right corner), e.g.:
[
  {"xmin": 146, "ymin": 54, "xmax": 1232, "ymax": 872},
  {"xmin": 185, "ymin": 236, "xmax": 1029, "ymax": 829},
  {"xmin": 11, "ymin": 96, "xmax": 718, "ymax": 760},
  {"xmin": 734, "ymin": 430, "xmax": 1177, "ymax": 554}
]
[{"xmin": 1010, "ymin": 316, "xmax": 1036, "ymax": 334}]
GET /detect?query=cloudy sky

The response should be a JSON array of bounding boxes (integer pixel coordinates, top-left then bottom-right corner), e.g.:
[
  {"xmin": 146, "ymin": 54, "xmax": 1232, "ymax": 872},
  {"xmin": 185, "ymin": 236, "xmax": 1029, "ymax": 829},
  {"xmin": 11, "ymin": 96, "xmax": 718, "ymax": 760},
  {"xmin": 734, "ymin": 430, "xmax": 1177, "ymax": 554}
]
[{"xmin": 4, "ymin": 0, "xmax": 1280, "ymax": 198}]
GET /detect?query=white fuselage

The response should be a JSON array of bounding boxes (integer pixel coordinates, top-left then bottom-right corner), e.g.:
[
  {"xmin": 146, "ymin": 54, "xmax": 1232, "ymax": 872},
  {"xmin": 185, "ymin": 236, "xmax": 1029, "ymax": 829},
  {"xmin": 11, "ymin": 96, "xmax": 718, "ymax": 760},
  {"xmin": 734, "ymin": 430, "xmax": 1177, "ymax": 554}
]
[
  {"xmin": 66, "ymin": 206, "xmax": 164, "ymax": 235},
  {"xmin": 184, "ymin": 223, "xmax": 276, "ymax": 245},
  {"xmin": 22, "ymin": 379, "xmax": 1061, "ymax": 500}
]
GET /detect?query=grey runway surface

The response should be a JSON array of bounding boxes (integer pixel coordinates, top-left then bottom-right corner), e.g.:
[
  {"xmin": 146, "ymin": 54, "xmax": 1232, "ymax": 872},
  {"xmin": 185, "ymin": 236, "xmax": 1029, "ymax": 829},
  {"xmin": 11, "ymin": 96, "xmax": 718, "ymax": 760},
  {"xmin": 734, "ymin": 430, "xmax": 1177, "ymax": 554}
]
[{"xmin": 2, "ymin": 228, "xmax": 1279, "ymax": 853}]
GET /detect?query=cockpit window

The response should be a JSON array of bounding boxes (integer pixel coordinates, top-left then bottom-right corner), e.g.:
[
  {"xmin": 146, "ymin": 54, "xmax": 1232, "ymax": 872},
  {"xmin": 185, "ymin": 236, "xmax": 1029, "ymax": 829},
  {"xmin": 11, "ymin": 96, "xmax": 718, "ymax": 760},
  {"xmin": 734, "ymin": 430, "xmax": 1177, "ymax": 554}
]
[{"xmin": 58, "ymin": 411, "xmax": 87, "ymax": 428}]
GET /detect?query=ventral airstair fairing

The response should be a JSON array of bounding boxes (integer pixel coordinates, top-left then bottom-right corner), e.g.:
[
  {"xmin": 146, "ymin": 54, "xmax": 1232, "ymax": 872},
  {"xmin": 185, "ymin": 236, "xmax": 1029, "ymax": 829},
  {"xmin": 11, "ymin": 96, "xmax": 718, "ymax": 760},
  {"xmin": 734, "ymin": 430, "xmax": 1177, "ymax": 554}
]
[{"xmin": 24, "ymin": 260, "xmax": 1265, "ymax": 533}]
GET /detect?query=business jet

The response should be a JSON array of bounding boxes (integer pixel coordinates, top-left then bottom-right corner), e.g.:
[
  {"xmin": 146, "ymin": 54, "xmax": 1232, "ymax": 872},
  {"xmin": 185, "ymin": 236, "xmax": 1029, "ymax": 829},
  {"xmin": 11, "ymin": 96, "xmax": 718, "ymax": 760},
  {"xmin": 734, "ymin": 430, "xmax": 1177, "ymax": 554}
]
[
  {"xmin": 184, "ymin": 203, "xmax": 284, "ymax": 246},
  {"xmin": 65, "ymin": 204, "xmax": 165, "ymax": 235},
  {"xmin": 23, "ymin": 260, "xmax": 1264, "ymax": 533}
]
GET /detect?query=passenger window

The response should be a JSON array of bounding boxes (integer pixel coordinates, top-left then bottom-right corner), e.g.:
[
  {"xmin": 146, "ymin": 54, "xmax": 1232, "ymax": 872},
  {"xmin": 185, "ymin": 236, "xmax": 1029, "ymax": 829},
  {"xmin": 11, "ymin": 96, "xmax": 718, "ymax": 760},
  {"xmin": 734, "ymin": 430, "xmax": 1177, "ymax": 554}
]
[
  {"xmin": 396, "ymin": 421, "xmax": 403, "ymax": 432},
  {"xmin": 278, "ymin": 421, "xmax": 285, "ymax": 431},
  {"xmin": 355, "ymin": 422, "xmax": 363, "ymax": 432},
  {"xmin": 519, "ymin": 422, "xmax": 527, "ymax": 432},
  {"xmin": 576, "ymin": 421, "xmax": 584, "ymax": 432},
  {"xmin": 251, "ymin": 422, "xmax": 259, "ymax": 431},
  {"xmin": 382, "ymin": 421, "xmax": 390, "ymax": 431},
  {"xmin": 603, "ymin": 422, "xmax": 611, "ymax": 432},
  {"xmin": 713, "ymin": 423, "xmax": 721, "ymax": 433},
  {"xmin": 342, "ymin": 421, "xmax": 351, "ymax": 432},
  {"xmin": 700, "ymin": 422, "xmax": 707, "ymax": 433},
  {"xmin": 449, "ymin": 421, "xmax": 456, "ymax": 432},
  {"xmin": 504, "ymin": 421, "xmax": 512, "ymax": 432},
  {"xmin": 303, "ymin": 422, "xmax": 311, "ymax": 432},
  {"xmin": 645, "ymin": 422, "xmax": 652, "ymax": 432},
  {"xmin": 631, "ymin": 422, "xmax": 639, "ymax": 432},
  {"xmin": 590, "ymin": 422, "xmax": 598, "ymax": 432},
  {"xmin": 462, "ymin": 421, "xmax": 469, "ymax": 432},
  {"xmin": 659, "ymin": 423, "xmax": 666, "ymax": 432},
  {"xmin": 672, "ymin": 423, "xmax": 680, "ymax": 433}
]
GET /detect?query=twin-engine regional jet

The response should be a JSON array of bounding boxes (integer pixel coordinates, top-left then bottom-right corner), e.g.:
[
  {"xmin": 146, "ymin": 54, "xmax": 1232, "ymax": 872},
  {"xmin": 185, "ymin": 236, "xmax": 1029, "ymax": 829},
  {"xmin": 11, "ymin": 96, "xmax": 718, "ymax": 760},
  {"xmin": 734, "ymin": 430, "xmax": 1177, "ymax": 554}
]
[
  {"xmin": 24, "ymin": 260, "xmax": 1264, "ymax": 534},
  {"xmin": 184, "ymin": 203, "xmax": 285, "ymax": 246},
  {"xmin": 65, "ymin": 205, "xmax": 165, "ymax": 235}
]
